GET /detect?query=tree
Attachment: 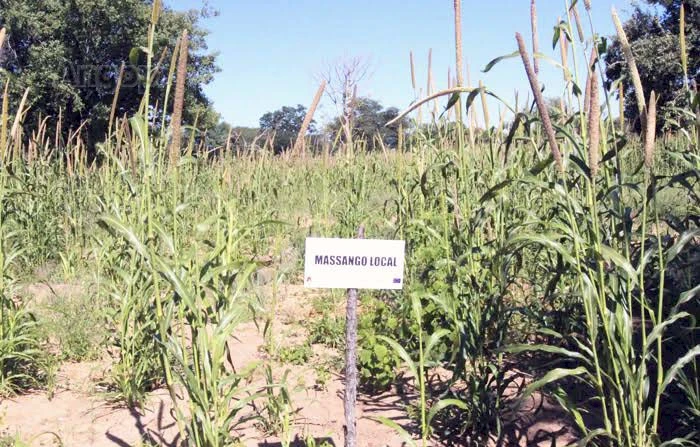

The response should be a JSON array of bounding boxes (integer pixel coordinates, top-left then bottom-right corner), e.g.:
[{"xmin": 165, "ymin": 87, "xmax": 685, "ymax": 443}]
[
  {"xmin": 201, "ymin": 120, "xmax": 232, "ymax": 153},
  {"xmin": 203, "ymin": 123, "xmax": 261, "ymax": 155},
  {"xmin": 231, "ymin": 127, "xmax": 261, "ymax": 149},
  {"xmin": 0, "ymin": 0, "xmax": 220, "ymax": 151},
  {"xmin": 320, "ymin": 56, "xmax": 371, "ymax": 152},
  {"xmin": 604, "ymin": 0, "xmax": 699, "ymax": 131},
  {"xmin": 328, "ymin": 97, "xmax": 409, "ymax": 151},
  {"xmin": 259, "ymin": 105, "xmax": 314, "ymax": 154}
]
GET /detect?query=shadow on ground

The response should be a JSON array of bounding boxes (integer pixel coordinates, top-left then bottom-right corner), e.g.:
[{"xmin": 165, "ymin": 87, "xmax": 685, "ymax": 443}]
[{"xmin": 258, "ymin": 437, "xmax": 336, "ymax": 447}]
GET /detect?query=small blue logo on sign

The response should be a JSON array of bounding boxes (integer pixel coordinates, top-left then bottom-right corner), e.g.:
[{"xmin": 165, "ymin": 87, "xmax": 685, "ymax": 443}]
[{"xmin": 392, "ymin": 278, "xmax": 402, "ymax": 284}]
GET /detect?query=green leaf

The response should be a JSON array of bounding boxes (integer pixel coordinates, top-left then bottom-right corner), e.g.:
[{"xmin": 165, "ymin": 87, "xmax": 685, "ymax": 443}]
[
  {"xmin": 671, "ymin": 284, "xmax": 700, "ymax": 316},
  {"xmin": 507, "ymin": 232, "xmax": 578, "ymax": 266},
  {"xmin": 572, "ymin": 81, "xmax": 582, "ymax": 97},
  {"xmin": 426, "ymin": 398, "xmax": 467, "ymax": 425},
  {"xmin": 374, "ymin": 343, "xmax": 388, "ymax": 360},
  {"xmin": 552, "ymin": 25, "xmax": 561, "ymax": 50},
  {"xmin": 98, "ymin": 215, "xmax": 150, "ymax": 261},
  {"xmin": 378, "ymin": 336, "xmax": 417, "ymax": 380},
  {"xmin": 424, "ymin": 328, "xmax": 450, "ymax": 360},
  {"xmin": 464, "ymin": 89, "xmax": 481, "ymax": 117},
  {"xmin": 645, "ymin": 312, "xmax": 692, "ymax": 353},
  {"xmin": 666, "ymin": 228, "xmax": 700, "ymax": 264},
  {"xmin": 520, "ymin": 367, "xmax": 588, "ymax": 403},
  {"xmin": 129, "ymin": 47, "xmax": 141, "ymax": 66},
  {"xmin": 577, "ymin": 428, "xmax": 613, "ymax": 446},
  {"xmin": 659, "ymin": 345, "xmax": 700, "ymax": 396},
  {"xmin": 443, "ymin": 93, "xmax": 460, "ymax": 114},
  {"xmin": 598, "ymin": 244, "xmax": 638, "ymax": 284},
  {"xmin": 503, "ymin": 343, "xmax": 590, "ymax": 365},
  {"xmin": 369, "ymin": 416, "xmax": 416, "ymax": 447},
  {"xmin": 534, "ymin": 52, "xmax": 571, "ymax": 78},
  {"xmin": 482, "ymin": 51, "xmax": 519, "ymax": 73}
]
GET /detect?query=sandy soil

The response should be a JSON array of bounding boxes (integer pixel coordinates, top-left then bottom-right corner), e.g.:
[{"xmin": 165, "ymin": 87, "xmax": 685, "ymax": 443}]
[{"xmin": 1, "ymin": 282, "xmax": 577, "ymax": 446}]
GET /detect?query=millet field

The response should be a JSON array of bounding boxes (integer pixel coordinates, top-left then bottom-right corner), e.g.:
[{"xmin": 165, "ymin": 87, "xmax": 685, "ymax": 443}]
[{"xmin": 0, "ymin": 0, "xmax": 698, "ymax": 446}]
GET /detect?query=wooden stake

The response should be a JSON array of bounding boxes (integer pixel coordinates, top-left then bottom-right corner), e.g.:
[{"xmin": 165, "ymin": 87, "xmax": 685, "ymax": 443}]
[{"xmin": 344, "ymin": 225, "xmax": 364, "ymax": 447}]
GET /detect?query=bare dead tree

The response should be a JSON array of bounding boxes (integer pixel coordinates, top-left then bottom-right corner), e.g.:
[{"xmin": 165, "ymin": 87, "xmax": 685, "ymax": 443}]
[{"xmin": 320, "ymin": 56, "xmax": 371, "ymax": 155}]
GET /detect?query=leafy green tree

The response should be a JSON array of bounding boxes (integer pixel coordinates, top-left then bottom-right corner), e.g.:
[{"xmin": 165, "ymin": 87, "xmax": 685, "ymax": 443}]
[
  {"xmin": 0, "ymin": 0, "xmax": 219, "ymax": 151},
  {"xmin": 259, "ymin": 105, "xmax": 313, "ymax": 154},
  {"xmin": 200, "ymin": 120, "xmax": 231, "ymax": 153},
  {"xmin": 230, "ymin": 126, "xmax": 261, "ymax": 151},
  {"xmin": 604, "ymin": 0, "xmax": 699, "ymax": 131},
  {"xmin": 201, "ymin": 122, "xmax": 262, "ymax": 155},
  {"xmin": 328, "ymin": 97, "xmax": 409, "ymax": 151}
]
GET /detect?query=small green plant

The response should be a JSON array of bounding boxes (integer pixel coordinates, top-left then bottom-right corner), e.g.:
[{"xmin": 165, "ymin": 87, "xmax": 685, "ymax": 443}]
[
  {"xmin": 0, "ymin": 430, "xmax": 62, "ymax": 447},
  {"xmin": 307, "ymin": 313, "xmax": 345, "ymax": 349},
  {"xmin": 302, "ymin": 434, "xmax": 334, "ymax": 447},
  {"xmin": 357, "ymin": 332, "xmax": 398, "ymax": 394},
  {"xmin": 277, "ymin": 342, "xmax": 313, "ymax": 366},
  {"xmin": 357, "ymin": 297, "xmax": 401, "ymax": 393},
  {"xmin": 0, "ymin": 179, "xmax": 46, "ymax": 396},
  {"xmin": 313, "ymin": 362, "xmax": 332, "ymax": 391},
  {"xmin": 376, "ymin": 293, "xmax": 467, "ymax": 447},
  {"xmin": 38, "ymin": 290, "xmax": 107, "ymax": 362},
  {"xmin": 254, "ymin": 365, "xmax": 299, "ymax": 444}
]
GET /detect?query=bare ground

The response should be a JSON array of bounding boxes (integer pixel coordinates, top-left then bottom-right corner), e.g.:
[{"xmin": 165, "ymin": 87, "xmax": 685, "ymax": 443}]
[{"xmin": 1, "ymin": 283, "xmax": 577, "ymax": 446}]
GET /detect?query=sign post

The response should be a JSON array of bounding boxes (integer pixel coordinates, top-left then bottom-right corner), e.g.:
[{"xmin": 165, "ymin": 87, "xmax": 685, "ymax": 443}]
[
  {"xmin": 304, "ymin": 231, "xmax": 405, "ymax": 447},
  {"xmin": 343, "ymin": 226, "xmax": 363, "ymax": 447}
]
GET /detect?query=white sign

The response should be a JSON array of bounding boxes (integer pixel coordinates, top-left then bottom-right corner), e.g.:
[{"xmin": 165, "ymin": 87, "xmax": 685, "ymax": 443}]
[{"xmin": 304, "ymin": 237, "xmax": 406, "ymax": 290}]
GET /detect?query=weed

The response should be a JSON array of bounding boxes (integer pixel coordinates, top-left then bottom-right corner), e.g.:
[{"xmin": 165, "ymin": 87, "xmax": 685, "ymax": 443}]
[
  {"xmin": 277, "ymin": 343, "xmax": 313, "ymax": 366},
  {"xmin": 307, "ymin": 314, "xmax": 345, "ymax": 349},
  {"xmin": 313, "ymin": 362, "xmax": 332, "ymax": 391},
  {"xmin": 357, "ymin": 298, "xmax": 401, "ymax": 393},
  {"xmin": 254, "ymin": 365, "xmax": 300, "ymax": 443},
  {"xmin": 38, "ymin": 290, "xmax": 107, "ymax": 362}
]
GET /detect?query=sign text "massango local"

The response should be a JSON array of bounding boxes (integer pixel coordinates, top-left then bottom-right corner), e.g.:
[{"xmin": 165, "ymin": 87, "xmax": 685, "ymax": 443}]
[
  {"xmin": 313, "ymin": 254, "xmax": 399, "ymax": 267},
  {"xmin": 304, "ymin": 237, "xmax": 405, "ymax": 290}
]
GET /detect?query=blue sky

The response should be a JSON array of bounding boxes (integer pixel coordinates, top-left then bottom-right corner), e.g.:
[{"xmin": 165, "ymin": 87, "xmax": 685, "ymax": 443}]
[{"xmin": 165, "ymin": 0, "xmax": 635, "ymax": 128}]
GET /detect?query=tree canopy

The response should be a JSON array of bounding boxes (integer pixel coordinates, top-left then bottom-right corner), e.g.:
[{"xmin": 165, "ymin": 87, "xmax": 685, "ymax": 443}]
[
  {"xmin": 328, "ymin": 97, "xmax": 408, "ymax": 151},
  {"xmin": 259, "ymin": 105, "xmax": 313, "ymax": 154},
  {"xmin": 0, "ymin": 0, "xmax": 220, "ymax": 150},
  {"xmin": 604, "ymin": 0, "xmax": 699, "ymax": 131}
]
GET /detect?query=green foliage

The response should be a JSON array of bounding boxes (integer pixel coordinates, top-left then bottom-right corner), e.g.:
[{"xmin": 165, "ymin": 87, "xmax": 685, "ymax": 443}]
[
  {"xmin": 357, "ymin": 298, "xmax": 400, "ymax": 393},
  {"xmin": 259, "ymin": 104, "xmax": 313, "ymax": 153},
  {"xmin": 98, "ymin": 215, "xmax": 166, "ymax": 408},
  {"xmin": 0, "ymin": 431, "xmax": 62, "ymax": 447},
  {"xmin": 0, "ymin": 2, "xmax": 697, "ymax": 445},
  {"xmin": 0, "ymin": 175, "xmax": 47, "ymax": 396},
  {"xmin": 375, "ymin": 294, "xmax": 468, "ymax": 447},
  {"xmin": 312, "ymin": 362, "xmax": 332, "ymax": 391},
  {"xmin": 358, "ymin": 332, "xmax": 398, "ymax": 394},
  {"xmin": 0, "ymin": 290, "xmax": 44, "ymax": 396},
  {"xmin": 604, "ymin": 0, "xmax": 700, "ymax": 131},
  {"xmin": 307, "ymin": 313, "xmax": 345, "ymax": 349},
  {"xmin": 327, "ymin": 97, "xmax": 410, "ymax": 151},
  {"xmin": 0, "ymin": 0, "xmax": 220, "ymax": 150},
  {"xmin": 204, "ymin": 123, "xmax": 262, "ymax": 154},
  {"xmin": 276, "ymin": 342, "xmax": 313, "ymax": 366},
  {"xmin": 303, "ymin": 438, "xmax": 333, "ymax": 447},
  {"xmin": 38, "ymin": 291, "xmax": 107, "ymax": 362},
  {"xmin": 253, "ymin": 365, "xmax": 298, "ymax": 441}
]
